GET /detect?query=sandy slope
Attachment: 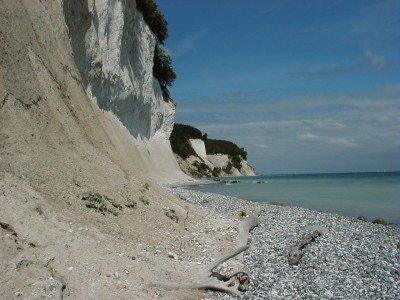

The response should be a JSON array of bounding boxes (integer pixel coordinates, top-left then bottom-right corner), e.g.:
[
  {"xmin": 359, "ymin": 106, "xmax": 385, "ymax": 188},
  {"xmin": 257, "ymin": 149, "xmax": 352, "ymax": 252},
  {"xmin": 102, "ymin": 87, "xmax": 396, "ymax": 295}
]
[
  {"xmin": 1, "ymin": 173, "xmax": 239, "ymax": 299},
  {"xmin": 0, "ymin": 1, "xmax": 236, "ymax": 298}
]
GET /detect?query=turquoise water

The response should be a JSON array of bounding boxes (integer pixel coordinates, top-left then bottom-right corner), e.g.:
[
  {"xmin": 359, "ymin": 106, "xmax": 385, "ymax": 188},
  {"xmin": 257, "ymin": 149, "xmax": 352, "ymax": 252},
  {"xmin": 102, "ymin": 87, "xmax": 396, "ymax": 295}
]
[{"xmin": 190, "ymin": 172, "xmax": 400, "ymax": 224}]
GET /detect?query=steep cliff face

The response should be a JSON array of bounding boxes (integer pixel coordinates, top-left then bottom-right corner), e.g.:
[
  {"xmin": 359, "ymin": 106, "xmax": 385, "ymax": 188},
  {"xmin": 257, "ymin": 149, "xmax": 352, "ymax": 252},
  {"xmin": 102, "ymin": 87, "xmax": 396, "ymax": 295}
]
[
  {"xmin": 63, "ymin": 0, "xmax": 174, "ymax": 140},
  {"xmin": 0, "ymin": 0, "xmax": 187, "ymax": 196},
  {"xmin": 189, "ymin": 139, "xmax": 207, "ymax": 161},
  {"xmin": 60, "ymin": 0, "xmax": 184, "ymax": 181}
]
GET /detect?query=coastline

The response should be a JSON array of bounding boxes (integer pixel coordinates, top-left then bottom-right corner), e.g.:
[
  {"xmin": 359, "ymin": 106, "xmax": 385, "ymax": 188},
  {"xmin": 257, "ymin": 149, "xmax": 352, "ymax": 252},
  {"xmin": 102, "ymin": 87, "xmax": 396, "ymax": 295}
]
[
  {"xmin": 167, "ymin": 185, "xmax": 400, "ymax": 299},
  {"xmin": 161, "ymin": 179, "xmax": 219, "ymax": 189},
  {"xmin": 181, "ymin": 173, "xmax": 400, "ymax": 225}
]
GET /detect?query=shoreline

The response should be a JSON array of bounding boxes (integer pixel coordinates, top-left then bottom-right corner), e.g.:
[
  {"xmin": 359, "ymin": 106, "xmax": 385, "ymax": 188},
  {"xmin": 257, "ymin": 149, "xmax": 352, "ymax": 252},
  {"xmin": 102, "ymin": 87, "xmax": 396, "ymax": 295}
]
[
  {"xmin": 166, "ymin": 185, "xmax": 400, "ymax": 299},
  {"xmin": 160, "ymin": 178, "xmax": 221, "ymax": 189},
  {"xmin": 173, "ymin": 175, "xmax": 399, "ymax": 226}
]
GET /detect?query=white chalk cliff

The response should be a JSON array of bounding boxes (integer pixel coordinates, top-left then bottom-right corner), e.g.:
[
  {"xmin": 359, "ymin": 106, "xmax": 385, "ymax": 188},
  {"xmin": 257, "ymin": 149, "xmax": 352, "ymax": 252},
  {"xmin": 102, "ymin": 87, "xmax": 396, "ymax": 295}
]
[
  {"xmin": 63, "ymin": 0, "xmax": 185, "ymax": 181},
  {"xmin": 64, "ymin": 0, "xmax": 173, "ymax": 140},
  {"xmin": 182, "ymin": 139, "xmax": 256, "ymax": 177},
  {"xmin": 189, "ymin": 139, "xmax": 207, "ymax": 161}
]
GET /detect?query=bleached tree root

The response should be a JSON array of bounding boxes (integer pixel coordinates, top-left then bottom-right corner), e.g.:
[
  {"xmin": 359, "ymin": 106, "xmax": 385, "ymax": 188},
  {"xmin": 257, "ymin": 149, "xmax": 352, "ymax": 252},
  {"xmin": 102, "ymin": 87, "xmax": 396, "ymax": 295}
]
[
  {"xmin": 162, "ymin": 245, "xmax": 250, "ymax": 296},
  {"xmin": 236, "ymin": 209, "xmax": 260, "ymax": 261},
  {"xmin": 160, "ymin": 211, "xmax": 260, "ymax": 295},
  {"xmin": 288, "ymin": 230, "xmax": 321, "ymax": 265}
]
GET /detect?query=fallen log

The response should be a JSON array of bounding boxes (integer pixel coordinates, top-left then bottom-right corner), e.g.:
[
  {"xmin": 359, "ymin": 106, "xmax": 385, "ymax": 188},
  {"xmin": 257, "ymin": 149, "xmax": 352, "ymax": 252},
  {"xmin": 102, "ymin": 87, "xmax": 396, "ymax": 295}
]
[
  {"xmin": 160, "ymin": 210, "xmax": 260, "ymax": 295},
  {"xmin": 288, "ymin": 230, "xmax": 321, "ymax": 265}
]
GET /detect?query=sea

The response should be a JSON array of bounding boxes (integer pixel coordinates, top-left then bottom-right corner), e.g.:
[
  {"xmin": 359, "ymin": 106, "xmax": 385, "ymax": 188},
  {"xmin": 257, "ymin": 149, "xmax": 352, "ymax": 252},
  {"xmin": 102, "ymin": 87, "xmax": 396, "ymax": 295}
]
[{"xmin": 190, "ymin": 172, "xmax": 400, "ymax": 224}]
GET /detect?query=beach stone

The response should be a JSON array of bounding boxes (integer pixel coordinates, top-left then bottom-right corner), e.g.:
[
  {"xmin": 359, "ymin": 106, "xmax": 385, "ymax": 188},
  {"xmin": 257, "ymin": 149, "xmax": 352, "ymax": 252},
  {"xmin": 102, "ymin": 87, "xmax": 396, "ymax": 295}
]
[
  {"xmin": 14, "ymin": 291, "xmax": 23, "ymax": 297},
  {"xmin": 167, "ymin": 252, "xmax": 178, "ymax": 260},
  {"xmin": 324, "ymin": 290, "xmax": 334, "ymax": 298}
]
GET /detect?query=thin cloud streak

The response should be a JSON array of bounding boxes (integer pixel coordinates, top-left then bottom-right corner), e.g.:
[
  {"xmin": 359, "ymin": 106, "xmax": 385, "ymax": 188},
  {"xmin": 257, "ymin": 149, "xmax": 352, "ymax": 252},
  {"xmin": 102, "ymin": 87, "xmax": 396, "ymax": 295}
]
[
  {"xmin": 173, "ymin": 30, "xmax": 207, "ymax": 56},
  {"xmin": 176, "ymin": 86, "xmax": 400, "ymax": 125},
  {"xmin": 298, "ymin": 133, "xmax": 320, "ymax": 142},
  {"xmin": 361, "ymin": 50, "xmax": 387, "ymax": 71},
  {"xmin": 288, "ymin": 50, "xmax": 388, "ymax": 79}
]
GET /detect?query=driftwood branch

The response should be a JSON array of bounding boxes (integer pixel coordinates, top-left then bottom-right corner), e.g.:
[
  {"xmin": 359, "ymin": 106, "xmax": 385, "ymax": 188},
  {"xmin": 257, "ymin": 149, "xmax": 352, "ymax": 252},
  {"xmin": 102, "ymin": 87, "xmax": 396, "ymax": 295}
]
[
  {"xmin": 288, "ymin": 230, "xmax": 321, "ymax": 265},
  {"xmin": 163, "ymin": 245, "xmax": 249, "ymax": 296},
  {"xmin": 236, "ymin": 209, "xmax": 260, "ymax": 261},
  {"xmin": 160, "ymin": 210, "xmax": 260, "ymax": 295}
]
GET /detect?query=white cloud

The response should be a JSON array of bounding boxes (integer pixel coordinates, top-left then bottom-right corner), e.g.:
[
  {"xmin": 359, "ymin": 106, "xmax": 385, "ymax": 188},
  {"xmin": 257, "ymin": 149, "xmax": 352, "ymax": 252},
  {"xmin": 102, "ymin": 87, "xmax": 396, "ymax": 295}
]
[
  {"xmin": 362, "ymin": 50, "xmax": 387, "ymax": 71},
  {"xmin": 287, "ymin": 49, "xmax": 388, "ymax": 79},
  {"xmin": 327, "ymin": 138, "xmax": 358, "ymax": 148},
  {"xmin": 297, "ymin": 133, "xmax": 320, "ymax": 142},
  {"xmin": 174, "ymin": 30, "xmax": 207, "ymax": 55},
  {"xmin": 314, "ymin": 122, "xmax": 346, "ymax": 130},
  {"xmin": 254, "ymin": 143, "xmax": 271, "ymax": 149}
]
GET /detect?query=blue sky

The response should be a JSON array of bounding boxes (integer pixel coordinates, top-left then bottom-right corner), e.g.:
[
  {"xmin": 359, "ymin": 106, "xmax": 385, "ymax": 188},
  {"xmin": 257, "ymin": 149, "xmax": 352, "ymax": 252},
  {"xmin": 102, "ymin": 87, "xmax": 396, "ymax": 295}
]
[{"xmin": 157, "ymin": 0, "xmax": 400, "ymax": 174}]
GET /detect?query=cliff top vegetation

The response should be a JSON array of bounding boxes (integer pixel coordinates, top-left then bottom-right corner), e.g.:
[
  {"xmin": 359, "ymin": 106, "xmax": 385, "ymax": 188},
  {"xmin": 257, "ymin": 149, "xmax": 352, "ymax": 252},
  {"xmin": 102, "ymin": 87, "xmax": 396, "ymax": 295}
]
[
  {"xmin": 204, "ymin": 139, "xmax": 247, "ymax": 161},
  {"xmin": 170, "ymin": 123, "xmax": 248, "ymax": 163},
  {"xmin": 170, "ymin": 123, "xmax": 200, "ymax": 159},
  {"xmin": 136, "ymin": 0, "xmax": 176, "ymax": 99}
]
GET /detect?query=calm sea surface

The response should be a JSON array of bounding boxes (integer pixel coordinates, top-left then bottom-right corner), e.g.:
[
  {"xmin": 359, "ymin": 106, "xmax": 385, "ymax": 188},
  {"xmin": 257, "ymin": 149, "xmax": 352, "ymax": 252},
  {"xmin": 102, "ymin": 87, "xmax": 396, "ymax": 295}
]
[{"xmin": 190, "ymin": 172, "xmax": 400, "ymax": 224}]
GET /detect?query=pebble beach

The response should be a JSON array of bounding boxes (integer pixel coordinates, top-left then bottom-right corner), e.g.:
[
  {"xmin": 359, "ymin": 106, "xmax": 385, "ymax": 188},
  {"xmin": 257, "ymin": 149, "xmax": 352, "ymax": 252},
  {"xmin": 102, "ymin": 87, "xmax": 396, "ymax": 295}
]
[{"xmin": 168, "ymin": 186, "xmax": 400, "ymax": 300}]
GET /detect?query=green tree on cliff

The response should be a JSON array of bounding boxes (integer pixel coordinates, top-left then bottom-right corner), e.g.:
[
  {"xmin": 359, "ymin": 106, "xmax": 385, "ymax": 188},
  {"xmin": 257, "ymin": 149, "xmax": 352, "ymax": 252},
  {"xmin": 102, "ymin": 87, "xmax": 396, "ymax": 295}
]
[
  {"xmin": 153, "ymin": 46, "xmax": 176, "ymax": 98},
  {"xmin": 136, "ymin": 0, "xmax": 176, "ymax": 99}
]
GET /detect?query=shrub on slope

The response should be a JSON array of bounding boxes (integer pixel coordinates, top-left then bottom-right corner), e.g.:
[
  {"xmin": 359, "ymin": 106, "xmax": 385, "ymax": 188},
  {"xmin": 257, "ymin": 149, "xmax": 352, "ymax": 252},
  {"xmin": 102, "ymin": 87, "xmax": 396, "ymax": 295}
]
[{"xmin": 170, "ymin": 123, "xmax": 202, "ymax": 159}]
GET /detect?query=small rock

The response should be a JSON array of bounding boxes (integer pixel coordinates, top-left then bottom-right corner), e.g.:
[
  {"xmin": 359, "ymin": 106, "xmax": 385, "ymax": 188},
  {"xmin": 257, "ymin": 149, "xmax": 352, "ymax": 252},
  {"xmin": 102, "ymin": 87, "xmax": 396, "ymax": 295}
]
[
  {"xmin": 68, "ymin": 267, "xmax": 74, "ymax": 272},
  {"xmin": 324, "ymin": 290, "xmax": 334, "ymax": 298},
  {"xmin": 270, "ymin": 289, "xmax": 278, "ymax": 297},
  {"xmin": 167, "ymin": 252, "xmax": 178, "ymax": 260},
  {"xmin": 114, "ymin": 272, "xmax": 120, "ymax": 279}
]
